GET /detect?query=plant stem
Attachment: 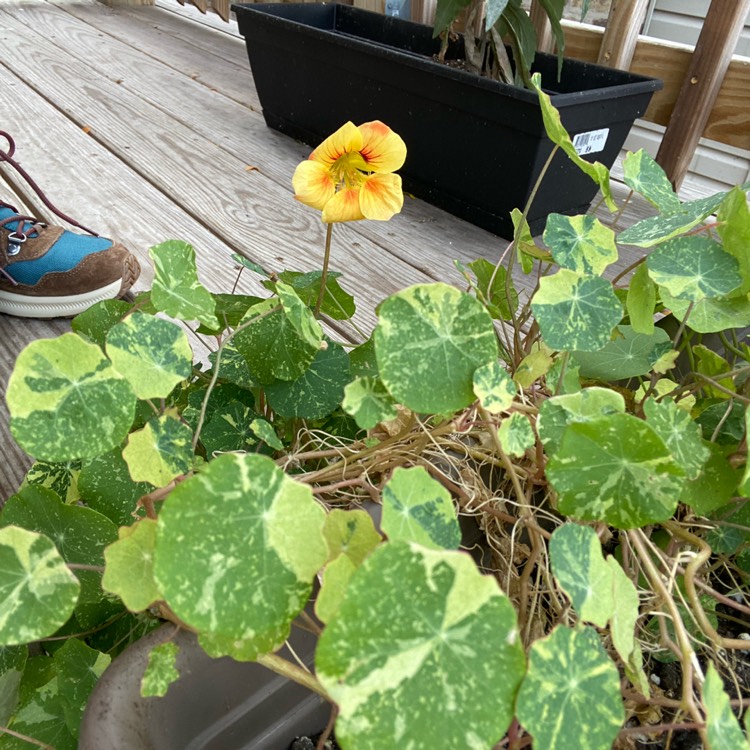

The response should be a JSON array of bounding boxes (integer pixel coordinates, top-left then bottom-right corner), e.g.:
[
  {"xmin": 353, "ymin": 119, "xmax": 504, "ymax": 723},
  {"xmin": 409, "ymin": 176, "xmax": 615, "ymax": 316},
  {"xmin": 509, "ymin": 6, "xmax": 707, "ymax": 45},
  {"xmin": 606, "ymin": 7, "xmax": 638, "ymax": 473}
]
[
  {"xmin": 317, "ymin": 705, "xmax": 339, "ymax": 750},
  {"xmin": 663, "ymin": 520, "xmax": 750, "ymax": 649},
  {"xmin": 0, "ymin": 727, "xmax": 55, "ymax": 750},
  {"xmin": 628, "ymin": 530, "xmax": 704, "ymax": 728},
  {"xmin": 315, "ymin": 223, "xmax": 334, "ymax": 318},
  {"xmin": 257, "ymin": 652, "xmax": 332, "ymax": 701}
]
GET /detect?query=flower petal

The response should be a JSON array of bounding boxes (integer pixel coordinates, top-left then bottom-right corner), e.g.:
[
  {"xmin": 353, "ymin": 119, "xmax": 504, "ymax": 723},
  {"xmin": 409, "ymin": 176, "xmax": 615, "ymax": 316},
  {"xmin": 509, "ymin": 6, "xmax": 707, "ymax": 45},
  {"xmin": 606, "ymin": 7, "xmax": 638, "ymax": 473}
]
[
  {"xmin": 322, "ymin": 188, "xmax": 365, "ymax": 223},
  {"xmin": 358, "ymin": 121, "xmax": 407, "ymax": 173},
  {"xmin": 310, "ymin": 122, "xmax": 364, "ymax": 168},
  {"xmin": 293, "ymin": 160, "xmax": 336, "ymax": 211},
  {"xmin": 359, "ymin": 173, "xmax": 403, "ymax": 221}
]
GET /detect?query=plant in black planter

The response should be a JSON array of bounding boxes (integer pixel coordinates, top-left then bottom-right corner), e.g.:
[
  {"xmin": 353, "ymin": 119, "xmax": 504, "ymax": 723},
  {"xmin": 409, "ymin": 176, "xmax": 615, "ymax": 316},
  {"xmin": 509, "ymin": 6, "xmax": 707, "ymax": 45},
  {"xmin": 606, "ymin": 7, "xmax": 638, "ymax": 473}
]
[
  {"xmin": 432, "ymin": 0, "xmax": 565, "ymax": 88},
  {"xmin": 233, "ymin": 2, "xmax": 662, "ymax": 238},
  {"xmin": 2, "ymin": 87, "xmax": 750, "ymax": 750}
]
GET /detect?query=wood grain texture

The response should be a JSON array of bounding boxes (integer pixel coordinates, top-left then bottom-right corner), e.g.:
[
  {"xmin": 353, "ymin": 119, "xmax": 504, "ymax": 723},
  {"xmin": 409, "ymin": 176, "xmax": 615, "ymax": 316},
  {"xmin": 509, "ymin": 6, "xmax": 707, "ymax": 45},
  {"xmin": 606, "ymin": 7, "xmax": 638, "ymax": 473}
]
[
  {"xmin": 597, "ymin": 0, "xmax": 650, "ymax": 69},
  {"xmin": 563, "ymin": 21, "xmax": 750, "ymax": 151},
  {"xmin": 656, "ymin": 0, "xmax": 750, "ymax": 188}
]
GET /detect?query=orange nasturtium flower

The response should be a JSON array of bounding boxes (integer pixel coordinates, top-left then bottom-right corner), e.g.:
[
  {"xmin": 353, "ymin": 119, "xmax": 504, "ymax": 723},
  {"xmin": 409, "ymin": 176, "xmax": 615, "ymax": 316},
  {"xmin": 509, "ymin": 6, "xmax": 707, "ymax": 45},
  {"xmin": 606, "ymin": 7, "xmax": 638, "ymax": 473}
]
[{"xmin": 292, "ymin": 121, "xmax": 407, "ymax": 223}]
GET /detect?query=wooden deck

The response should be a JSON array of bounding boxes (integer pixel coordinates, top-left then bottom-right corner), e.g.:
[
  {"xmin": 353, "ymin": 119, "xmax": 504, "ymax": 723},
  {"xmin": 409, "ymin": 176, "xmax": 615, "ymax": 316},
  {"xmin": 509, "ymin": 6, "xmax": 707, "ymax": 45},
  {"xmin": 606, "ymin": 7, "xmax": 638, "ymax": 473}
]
[{"xmin": 0, "ymin": 0, "xmax": 706, "ymax": 499}]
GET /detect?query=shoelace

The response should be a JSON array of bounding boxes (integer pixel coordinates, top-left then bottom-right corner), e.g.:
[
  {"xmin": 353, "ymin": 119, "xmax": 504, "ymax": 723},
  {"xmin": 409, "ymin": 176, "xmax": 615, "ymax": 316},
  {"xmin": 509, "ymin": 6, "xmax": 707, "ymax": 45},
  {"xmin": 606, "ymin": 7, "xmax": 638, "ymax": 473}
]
[{"xmin": 0, "ymin": 130, "xmax": 99, "ymax": 285}]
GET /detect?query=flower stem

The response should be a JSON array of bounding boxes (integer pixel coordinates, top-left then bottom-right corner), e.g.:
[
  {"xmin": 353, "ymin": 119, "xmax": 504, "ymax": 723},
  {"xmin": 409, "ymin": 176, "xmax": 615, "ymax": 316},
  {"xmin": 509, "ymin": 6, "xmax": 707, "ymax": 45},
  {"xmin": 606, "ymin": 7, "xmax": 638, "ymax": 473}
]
[{"xmin": 315, "ymin": 223, "xmax": 334, "ymax": 318}]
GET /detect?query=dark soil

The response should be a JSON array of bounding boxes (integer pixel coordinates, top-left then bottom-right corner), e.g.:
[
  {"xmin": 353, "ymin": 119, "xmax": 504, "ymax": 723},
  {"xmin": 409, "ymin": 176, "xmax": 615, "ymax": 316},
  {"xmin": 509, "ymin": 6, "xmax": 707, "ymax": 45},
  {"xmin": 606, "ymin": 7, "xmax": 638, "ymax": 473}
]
[{"xmin": 288, "ymin": 731, "xmax": 341, "ymax": 750}]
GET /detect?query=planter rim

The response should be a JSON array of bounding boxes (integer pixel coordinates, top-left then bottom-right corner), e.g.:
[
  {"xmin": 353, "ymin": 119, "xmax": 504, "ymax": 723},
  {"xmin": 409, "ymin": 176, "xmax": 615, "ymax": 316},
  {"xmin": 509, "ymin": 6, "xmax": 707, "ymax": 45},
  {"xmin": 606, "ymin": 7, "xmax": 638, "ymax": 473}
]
[{"xmin": 231, "ymin": 2, "xmax": 663, "ymax": 107}]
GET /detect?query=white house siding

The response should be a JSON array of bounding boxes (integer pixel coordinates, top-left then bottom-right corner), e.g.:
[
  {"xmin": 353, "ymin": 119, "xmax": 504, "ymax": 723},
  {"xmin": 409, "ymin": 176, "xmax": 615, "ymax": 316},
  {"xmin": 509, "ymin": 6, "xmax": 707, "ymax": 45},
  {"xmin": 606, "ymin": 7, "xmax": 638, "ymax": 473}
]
[{"xmin": 622, "ymin": 0, "xmax": 750, "ymax": 194}]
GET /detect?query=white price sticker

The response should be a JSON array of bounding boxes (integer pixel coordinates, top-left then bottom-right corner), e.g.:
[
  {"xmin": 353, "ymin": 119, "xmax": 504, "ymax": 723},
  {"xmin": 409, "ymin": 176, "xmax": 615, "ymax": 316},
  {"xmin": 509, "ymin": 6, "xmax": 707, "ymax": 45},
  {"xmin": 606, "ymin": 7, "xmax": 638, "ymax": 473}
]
[{"xmin": 572, "ymin": 128, "xmax": 610, "ymax": 156}]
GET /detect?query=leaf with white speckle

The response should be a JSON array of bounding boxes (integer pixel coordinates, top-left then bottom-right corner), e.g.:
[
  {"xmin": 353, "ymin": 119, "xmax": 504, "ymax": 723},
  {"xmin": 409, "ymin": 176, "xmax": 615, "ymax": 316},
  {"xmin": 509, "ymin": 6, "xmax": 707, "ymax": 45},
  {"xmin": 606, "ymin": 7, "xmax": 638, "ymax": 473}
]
[
  {"xmin": 381, "ymin": 467, "xmax": 460, "ymax": 550},
  {"xmin": 141, "ymin": 642, "xmax": 180, "ymax": 698},
  {"xmin": 473, "ymin": 361, "xmax": 517, "ymax": 414},
  {"xmin": 7, "ymin": 333, "xmax": 136, "ymax": 461},
  {"xmin": 316, "ymin": 542, "xmax": 526, "ymax": 750},
  {"xmin": 0, "ymin": 526, "xmax": 80, "ymax": 646},
  {"xmin": 149, "ymin": 241, "xmax": 217, "ymax": 328},
  {"xmin": 547, "ymin": 413, "xmax": 685, "ymax": 528},
  {"xmin": 103, "ymin": 520, "xmax": 161, "ymax": 612},
  {"xmin": 106, "ymin": 312, "xmax": 192, "ymax": 399},
  {"xmin": 531, "ymin": 269, "xmax": 622, "ymax": 353},
  {"xmin": 154, "ymin": 454, "xmax": 327, "ymax": 660},
  {"xmin": 516, "ymin": 625, "xmax": 623, "ymax": 750},
  {"xmin": 544, "ymin": 214, "xmax": 618, "ymax": 276},
  {"xmin": 498, "ymin": 412, "xmax": 535, "ymax": 457},
  {"xmin": 342, "ymin": 376, "xmax": 398, "ymax": 430},
  {"xmin": 374, "ymin": 283, "xmax": 497, "ymax": 413},
  {"xmin": 123, "ymin": 413, "xmax": 194, "ymax": 487},
  {"xmin": 550, "ymin": 524, "xmax": 613, "ymax": 628}
]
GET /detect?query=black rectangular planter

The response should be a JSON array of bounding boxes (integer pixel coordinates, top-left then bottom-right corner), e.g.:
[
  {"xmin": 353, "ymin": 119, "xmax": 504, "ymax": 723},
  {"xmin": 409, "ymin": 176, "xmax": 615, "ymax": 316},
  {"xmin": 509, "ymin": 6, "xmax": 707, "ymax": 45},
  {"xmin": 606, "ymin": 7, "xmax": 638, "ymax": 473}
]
[{"xmin": 233, "ymin": 3, "xmax": 662, "ymax": 238}]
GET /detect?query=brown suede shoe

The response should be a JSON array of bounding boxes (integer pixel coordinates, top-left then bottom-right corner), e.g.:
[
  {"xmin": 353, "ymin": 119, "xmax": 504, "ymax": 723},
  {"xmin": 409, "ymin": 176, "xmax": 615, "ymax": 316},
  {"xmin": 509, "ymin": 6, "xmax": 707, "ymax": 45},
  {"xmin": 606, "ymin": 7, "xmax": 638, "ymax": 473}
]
[
  {"xmin": 0, "ymin": 130, "xmax": 140, "ymax": 318},
  {"xmin": 0, "ymin": 204, "xmax": 141, "ymax": 318}
]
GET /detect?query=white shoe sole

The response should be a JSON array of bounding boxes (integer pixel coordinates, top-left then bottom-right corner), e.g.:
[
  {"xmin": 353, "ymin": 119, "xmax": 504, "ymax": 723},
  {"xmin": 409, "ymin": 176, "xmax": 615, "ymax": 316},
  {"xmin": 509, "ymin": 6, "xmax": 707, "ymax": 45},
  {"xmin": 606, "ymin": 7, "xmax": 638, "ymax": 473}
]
[{"xmin": 0, "ymin": 279, "xmax": 125, "ymax": 319}]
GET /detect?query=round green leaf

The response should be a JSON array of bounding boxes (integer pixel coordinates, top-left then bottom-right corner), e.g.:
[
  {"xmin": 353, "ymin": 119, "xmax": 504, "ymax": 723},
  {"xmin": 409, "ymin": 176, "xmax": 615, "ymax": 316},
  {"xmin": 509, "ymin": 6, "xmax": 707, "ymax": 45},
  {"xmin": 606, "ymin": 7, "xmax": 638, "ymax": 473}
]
[
  {"xmin": 7, "ymin": 333, "xmax": 136, "ymax": 461},
  {"xmin": 537, "ymin": 387, "xmax": 625, "ymax": 455},
  {"xmin": 342, "ymin": 376, "xmax": 398, "ymax": 430},
  {"xmin": 1, "ymin": 486, "xmax": 119, "ymax": 630},
  {"xmin": 381, "ymin": 466, "xmax": 461, "ymax": 550},
  {"xmin": 473, "ymin": 360, "xmax": 517, "ymax": 414},
  {"xmin": 141, "ymin": 642, "xmax": 180, "ymax": 698},
  {"xmin": 149, "ymin": 240, "xmax": 218, "ymax": 328},
  {"xmin": 547, "ymin": 413, "xmax": 685, "ymax": 528},
  {"xmin": 78, "ymin": 449, "xmax": 152, "ymax": 526},
  {"xmin": 123, "ymin": 414, "xmax": 194, "ymax": 487},
  {"xmin": 374, "ymin": 283, "xmax": 498, "ymax": 413},
  {"xmin": 647, "ymin": 236, "xmax": 742, "ymax": 301},
  {"xmin": 316, "ymin": 542, "xmax": 525, "ymax": 750},
  {"xmin": 531, "ymin": 270, "xmax": 623, "ymax": 352},
  {"xmin": 659, "ymin": 288, "xmax": 750, "ymax": 333},
  {"xmin": 550, "ymin": 524, "xmax": 614, "ymax": 628},
  {"xmin": 0, "ymin": 526, "xmax": 80, "ymax": 645},
  {"xmin": 102, "ymin": 520, "xmax": 161, "ymax": 612},
  {"xmin": 497, "ymin": 412, "xmax": 535, "ymax": 458},
  {"xmin": 543, "ymin": 214, "xmax": 618, "ymax": 275},
  {"xmin": 106, "ymin": 312, "xmax": 192, "ymax": 399},
  {"xmin": 516, "ymin": 625, "xmax": 624, "ymax": 750},
  {"xmin": 199, "ymin": 401, "xmax": 257, "ymax": 456},
  {"xmin": 233, "ymin": 299, "xmax": 320, "ymax": 384},
  {"xmin": 572, "ymin": 325, "xmax": 672, "ymax": 380},
  {"xmin": 154, "ymin": 454, "xmax": 327, "ymax": 660},
  {"xmin": 265, "ymin": 341, "xmax": 350, "ymax": 420}
]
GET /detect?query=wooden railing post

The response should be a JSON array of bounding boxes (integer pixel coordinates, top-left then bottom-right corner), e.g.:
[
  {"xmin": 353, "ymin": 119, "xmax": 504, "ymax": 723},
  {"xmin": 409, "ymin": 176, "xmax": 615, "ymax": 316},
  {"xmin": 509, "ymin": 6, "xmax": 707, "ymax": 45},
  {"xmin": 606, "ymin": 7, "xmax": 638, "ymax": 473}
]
[
  {"xmin": 530, "ymin": 0, "xmax": 554, "ymax": 54},
  {"xmin": 597, "ymin": 0, "xmax": 650, "ymax": 70},
  {"xmin": 656, "ymin": 0, "xmax": 750, "ymax": 190}
]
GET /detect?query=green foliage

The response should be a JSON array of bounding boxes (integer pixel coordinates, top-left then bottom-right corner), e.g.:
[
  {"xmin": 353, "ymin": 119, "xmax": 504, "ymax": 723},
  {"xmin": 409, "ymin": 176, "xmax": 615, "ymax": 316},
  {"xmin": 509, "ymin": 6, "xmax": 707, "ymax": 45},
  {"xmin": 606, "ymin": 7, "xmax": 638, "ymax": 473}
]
[{"xmin": 4, "ymin": 92, "xmax": 750, "ymax": 750}]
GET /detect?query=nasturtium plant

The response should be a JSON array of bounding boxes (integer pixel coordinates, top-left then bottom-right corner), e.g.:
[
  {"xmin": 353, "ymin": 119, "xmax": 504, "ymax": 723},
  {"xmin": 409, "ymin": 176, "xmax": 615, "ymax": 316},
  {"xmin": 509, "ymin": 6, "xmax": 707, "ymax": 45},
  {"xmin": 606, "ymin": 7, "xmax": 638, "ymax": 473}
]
[
  {"xmin": 374, "ymin": 283, "xmax": 497, "ymax": 413},
  {"xmin": 149, "ymin": 240, "xmax": 217, "ymax": 328},
  {"xmin": 516, "ymin": 625, "xmax": 624, "ymax": 750},
  {"xmin": 6, "ymin": 333, "xmax": 136, "ymax": 462},
  {"xmin": 531, "ymin": 269, "xmax": 623, "ymax": 352},
  {"xmin": 4, "ymin": 99, "xmax": 750, "ymax": 750},
  {"xmin": 316, "ymin": 542, "xmax": 526, "ymax": 750},
  {"xmin": 0, "ymin": 526, "xmax": 80, "ymax": 645},
  {"xmin": 141, "ymin": 641, "xmax": 180, "ymax": 698},
  {"xmin": 381, "ymin": 466, "xmax": 461, "ymax": 550},
  {"xmin": 106, "ymin": 312, "xmax": 192, "ymax": 400},
  {"xmin": 547, "ymin": 413, "xmax": 685, "ymax": 528},
  {"xmin": 153, "ymin": 453, "xmax": 327, "ymax": 660}
]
